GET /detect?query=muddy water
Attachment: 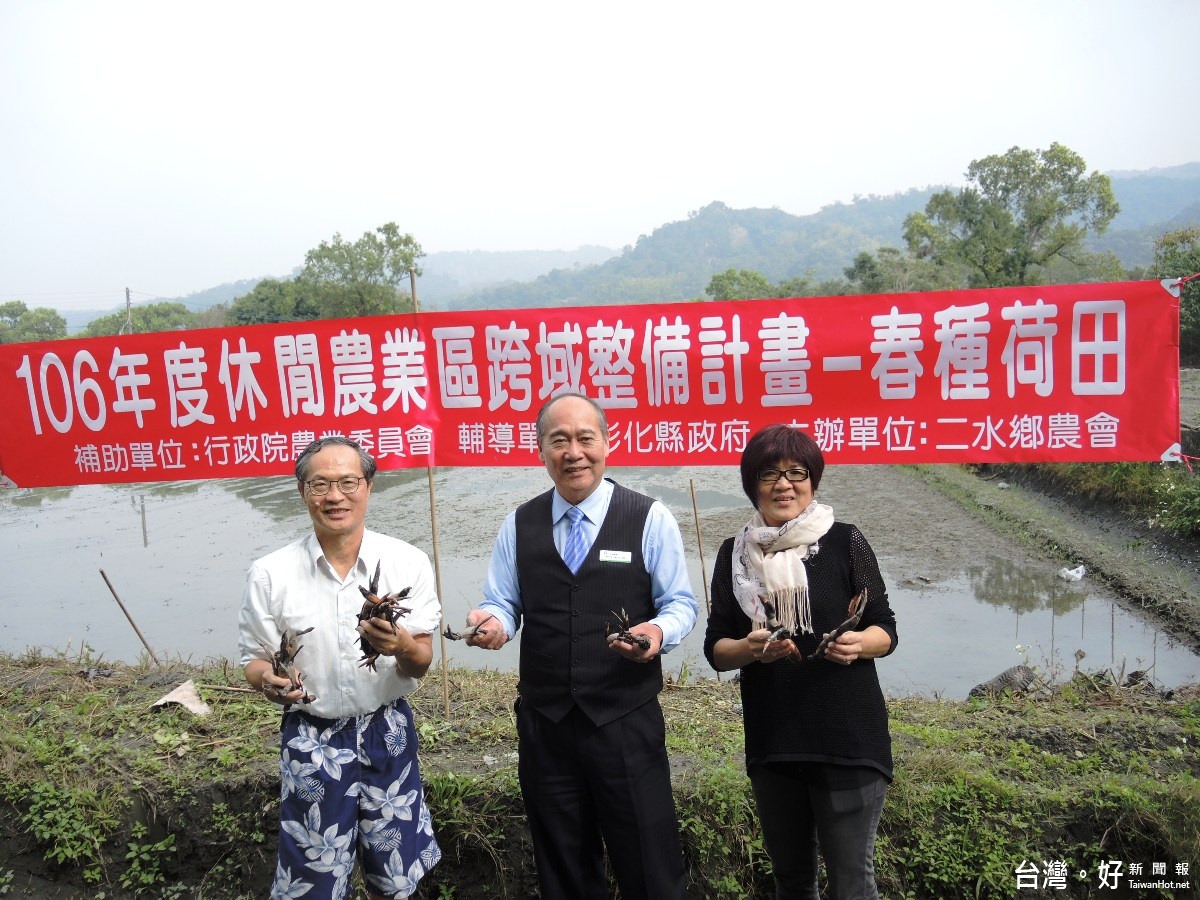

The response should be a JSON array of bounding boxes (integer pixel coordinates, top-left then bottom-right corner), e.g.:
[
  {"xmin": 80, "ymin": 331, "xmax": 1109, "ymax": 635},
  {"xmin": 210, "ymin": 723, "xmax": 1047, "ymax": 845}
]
[{"xmin": 1, "ymin": 465, "xmax": 1197, "ymax": 699}]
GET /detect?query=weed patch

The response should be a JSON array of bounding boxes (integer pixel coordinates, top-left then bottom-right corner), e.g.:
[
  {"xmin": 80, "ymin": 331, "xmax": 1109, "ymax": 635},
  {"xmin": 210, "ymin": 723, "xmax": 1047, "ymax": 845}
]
[{"xmin": 0, "ymin": 653, "xmax": 1196, "ymax": 898}]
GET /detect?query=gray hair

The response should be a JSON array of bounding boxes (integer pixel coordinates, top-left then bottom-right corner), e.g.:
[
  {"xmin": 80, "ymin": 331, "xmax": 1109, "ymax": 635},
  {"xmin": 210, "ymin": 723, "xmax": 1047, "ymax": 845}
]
[
  {"xmin": 535, "ymin": 392, "xmax": 609, "ymax": 444},
  {"xmin": 294, "ymin": 436, "xmax": 378, "ymax": 486}
]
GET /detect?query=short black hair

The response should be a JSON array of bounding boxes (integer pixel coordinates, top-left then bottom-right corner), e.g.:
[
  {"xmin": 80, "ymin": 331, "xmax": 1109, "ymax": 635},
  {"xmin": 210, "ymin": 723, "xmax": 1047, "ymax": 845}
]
[
  {"xmin": 294, "ymin": 436, "xmax": 378, "ymax": 486},
  {"xmin": 739, "ymin": 425, "xmax": 825, "ymax": 507}
]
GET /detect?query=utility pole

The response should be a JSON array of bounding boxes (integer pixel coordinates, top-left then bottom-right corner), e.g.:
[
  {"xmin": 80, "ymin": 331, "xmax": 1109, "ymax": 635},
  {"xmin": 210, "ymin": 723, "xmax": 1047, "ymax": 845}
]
[{"xmin": 119, "ymin": 287, "xmax": 134, "ymax": 335}]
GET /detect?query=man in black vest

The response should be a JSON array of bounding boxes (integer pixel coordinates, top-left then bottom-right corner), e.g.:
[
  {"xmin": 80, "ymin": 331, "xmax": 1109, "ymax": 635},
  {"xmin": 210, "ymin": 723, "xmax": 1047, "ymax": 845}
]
[{"xmin": 464, "ymin": 392, "xmax": 697, "ymax": 900}]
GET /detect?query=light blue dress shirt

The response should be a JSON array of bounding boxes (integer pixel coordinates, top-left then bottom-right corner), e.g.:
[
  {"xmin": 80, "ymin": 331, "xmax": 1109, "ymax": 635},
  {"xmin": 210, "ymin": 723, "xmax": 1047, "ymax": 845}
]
[{"xmin": 481, "ymin": 478, "xmax": 698, "ymax": 652}]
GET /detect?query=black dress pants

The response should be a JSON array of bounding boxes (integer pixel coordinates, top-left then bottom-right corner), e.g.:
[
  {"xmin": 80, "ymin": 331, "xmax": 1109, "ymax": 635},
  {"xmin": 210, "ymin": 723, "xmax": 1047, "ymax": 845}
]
[
  {"xmin": 516, "ymin": 698, "xmax": 687, "ymax": 900},
  {"xmin": 749, "ymin": 762, "xmax": 887, "ymax": 900}
]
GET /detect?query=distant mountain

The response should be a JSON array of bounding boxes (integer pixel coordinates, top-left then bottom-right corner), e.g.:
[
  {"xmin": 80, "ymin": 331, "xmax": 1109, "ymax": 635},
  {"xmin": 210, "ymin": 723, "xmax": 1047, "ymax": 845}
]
[
  {"xmin": 174, "ymin": 278, "xmax": 270, "ymax": 312},
  {"xmin": 416, "ymin": 246, "xmax": 618, "ymax": 308},
  {"xmin": 449, "ymin": 163, "xmax": 1200, "ymax": 309},
  {"xmin": 1104, "ymin": 162, "xmax": 1200, "ymax": 227},
  {"xmin": 62, "ymin": 308, "xmax": 112, "ymax": 336},
  {"xmin": 63, "ymin": 161, "xmax": 1200, "ymax": 330},
  {"xmin": 63, "ymin": 248, "xmax": 622, "ymax": 330},
  {"xmin": 61, "ymin": 277, "xmax": 270, "ymax": 335},
  {"xmin": 1088, "ymin": 163, "xmax": 1200, "ymax": 268},
  {"xmin": 451, "ymin": 190, "xmax": 945, "ymax": 309}
]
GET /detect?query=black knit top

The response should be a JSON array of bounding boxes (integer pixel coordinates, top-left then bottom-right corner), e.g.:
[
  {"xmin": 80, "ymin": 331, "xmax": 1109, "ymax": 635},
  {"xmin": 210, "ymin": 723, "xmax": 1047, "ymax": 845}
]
[{"xmin": 702, "ymin": 521, "xmax": 898, "ymax": 781}]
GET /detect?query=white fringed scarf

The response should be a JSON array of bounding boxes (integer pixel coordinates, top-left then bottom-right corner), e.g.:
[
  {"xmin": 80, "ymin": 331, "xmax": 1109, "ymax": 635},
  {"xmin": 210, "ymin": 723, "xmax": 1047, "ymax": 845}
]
[{"xmin": 732, "ymin": 500, "xmax": 835, "ymax": 635}]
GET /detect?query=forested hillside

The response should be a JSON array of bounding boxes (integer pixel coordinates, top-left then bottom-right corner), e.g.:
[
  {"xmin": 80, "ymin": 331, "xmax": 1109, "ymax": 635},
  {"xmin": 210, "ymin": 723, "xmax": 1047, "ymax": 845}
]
[
  {"xmin": 1088, "ymin": 162, "xmax": 1200, "ymax": 270},
  {"xmin": 443, "ymin": 163, "xmax": 1200, "ymax": 310},
  {"xmin": 446, "ymin": 191, "xmax": 940, "ymax": 309},
  {"xmin": 50, "ymin": 160, "xmax": 1200, "ymax": 330}
]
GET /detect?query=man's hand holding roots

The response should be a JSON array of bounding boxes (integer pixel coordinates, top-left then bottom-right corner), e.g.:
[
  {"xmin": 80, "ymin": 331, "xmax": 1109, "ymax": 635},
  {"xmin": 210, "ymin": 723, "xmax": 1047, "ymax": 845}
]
[{"xmin": 607, "ymin": 623, "xmax": 662, "ymax": 663}]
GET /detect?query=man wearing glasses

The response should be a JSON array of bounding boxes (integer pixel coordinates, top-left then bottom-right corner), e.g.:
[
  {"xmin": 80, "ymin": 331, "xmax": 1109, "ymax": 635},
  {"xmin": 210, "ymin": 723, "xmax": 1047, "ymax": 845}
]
[{"xmin": 238, "ymin": 436, "xmax": 442, "ymax": 900}]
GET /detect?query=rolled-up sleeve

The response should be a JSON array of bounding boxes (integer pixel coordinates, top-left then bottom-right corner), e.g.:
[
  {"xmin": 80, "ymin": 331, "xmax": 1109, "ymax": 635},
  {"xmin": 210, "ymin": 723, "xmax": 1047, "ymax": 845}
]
[{"xmin": 237, "ymin": 561, "xmax": 276, "ymax": 667}]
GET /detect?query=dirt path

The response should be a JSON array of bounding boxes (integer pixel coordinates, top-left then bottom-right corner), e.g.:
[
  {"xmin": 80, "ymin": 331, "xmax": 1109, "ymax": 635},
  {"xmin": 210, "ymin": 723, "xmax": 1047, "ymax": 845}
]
[{"xmin": 688, "ymin": 463, "xmax": 1045, "ymax": 597}]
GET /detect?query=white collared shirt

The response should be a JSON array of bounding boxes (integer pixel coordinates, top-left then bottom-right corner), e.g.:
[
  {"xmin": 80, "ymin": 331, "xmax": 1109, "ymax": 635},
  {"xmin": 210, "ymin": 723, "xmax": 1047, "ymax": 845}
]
[{"xmin": 238, "ymin": 529, "xmax": 440, "ymax": 719}]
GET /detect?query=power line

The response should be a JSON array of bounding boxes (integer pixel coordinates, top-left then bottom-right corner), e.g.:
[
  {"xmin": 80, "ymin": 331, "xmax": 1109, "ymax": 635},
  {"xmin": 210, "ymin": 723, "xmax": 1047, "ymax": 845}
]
[{"xmin": 1, "ymin": 289, "xmax": 126, "ymax": 303}]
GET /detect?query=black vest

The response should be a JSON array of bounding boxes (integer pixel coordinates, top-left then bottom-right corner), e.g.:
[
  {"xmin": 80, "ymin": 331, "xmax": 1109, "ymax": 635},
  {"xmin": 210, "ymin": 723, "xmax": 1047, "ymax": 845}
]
[{"xmin": 515, "ymin": 480, "xmax": 662, "ymax": 726}]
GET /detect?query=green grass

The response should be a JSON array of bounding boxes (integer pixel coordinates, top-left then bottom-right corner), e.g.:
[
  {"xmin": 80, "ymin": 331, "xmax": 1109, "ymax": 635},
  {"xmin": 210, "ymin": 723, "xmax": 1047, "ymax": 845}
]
[
  {"xmin": 0, "ymin": 652, "xmax": 1196, "ymax": 899},
  {"xmin": 1013, "ymin": 461, "xmax": 1200, "ymax": 538}
]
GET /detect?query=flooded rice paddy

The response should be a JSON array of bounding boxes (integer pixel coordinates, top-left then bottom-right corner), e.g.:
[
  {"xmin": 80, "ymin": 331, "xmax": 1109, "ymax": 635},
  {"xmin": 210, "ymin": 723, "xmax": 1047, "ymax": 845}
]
[{"xmin": 1, "ymin": 464, "xmax": 1196, "ymax": 699}]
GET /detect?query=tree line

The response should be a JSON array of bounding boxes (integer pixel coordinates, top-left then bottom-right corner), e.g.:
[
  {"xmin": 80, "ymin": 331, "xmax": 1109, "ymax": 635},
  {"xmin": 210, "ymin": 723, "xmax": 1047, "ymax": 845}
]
[
  {"xmin": 0, "ymin": 223, "xmax": 424, "ymax": 344},
  {"xmin": 701, "ymin": 144, "xmax": 1199, "ymax": 361},
  {"xmin": 3, "ymin": 144, "xmax": 1198, "ymax": 360}
]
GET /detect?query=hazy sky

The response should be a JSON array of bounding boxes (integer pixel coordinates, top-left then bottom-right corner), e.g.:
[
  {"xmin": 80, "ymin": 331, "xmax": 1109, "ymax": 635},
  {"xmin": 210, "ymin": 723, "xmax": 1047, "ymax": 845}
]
[{"xmin": 3, "ymin": 0, "xmax": 1197, "ymax": 312}]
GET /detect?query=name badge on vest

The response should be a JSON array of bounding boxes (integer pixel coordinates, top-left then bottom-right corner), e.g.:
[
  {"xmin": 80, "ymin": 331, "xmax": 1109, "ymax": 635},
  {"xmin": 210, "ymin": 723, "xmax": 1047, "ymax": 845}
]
[{"xmin": 598, "ymin": 549, "xmax": 632, "ymax": 564}]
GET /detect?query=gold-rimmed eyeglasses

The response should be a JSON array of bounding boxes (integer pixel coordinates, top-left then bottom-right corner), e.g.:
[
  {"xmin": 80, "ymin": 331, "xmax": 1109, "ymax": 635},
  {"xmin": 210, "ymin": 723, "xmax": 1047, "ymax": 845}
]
[{"xmin": 305, "ymin": 476, "xmax": 367, "ymax": 495}]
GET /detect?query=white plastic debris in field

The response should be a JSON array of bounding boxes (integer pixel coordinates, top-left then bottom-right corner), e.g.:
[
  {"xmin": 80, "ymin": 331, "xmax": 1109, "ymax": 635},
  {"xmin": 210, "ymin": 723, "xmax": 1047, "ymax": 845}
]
[{"xmin": 1057, "ymin": 565, "xmax": 1086, "ymax": 582}]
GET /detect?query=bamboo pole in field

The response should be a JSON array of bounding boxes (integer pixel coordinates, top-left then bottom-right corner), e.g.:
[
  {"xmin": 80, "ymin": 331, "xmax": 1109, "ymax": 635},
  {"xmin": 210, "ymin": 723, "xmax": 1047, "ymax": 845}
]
[
  {"xmin": 412, "ymin": 272, "xmax": 452, "ymax": 719},
  {"xmin": 689, "ymin": 478, "xmax": 718, "ymax": 681},
  {"xmin": 99, "ymin": 569, "xmax": 162, "ymax": 667},
  {"xmin": 427, "ymin": 467, "xmax": 451, "ymax": 718},
  {"xmin": 688, "ymin": 479, "xmax": 711, "ymax": 618}
]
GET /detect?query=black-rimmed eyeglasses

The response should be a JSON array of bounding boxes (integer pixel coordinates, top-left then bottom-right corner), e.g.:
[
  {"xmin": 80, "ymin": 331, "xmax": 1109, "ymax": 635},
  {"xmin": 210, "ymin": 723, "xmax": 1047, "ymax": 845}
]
[
  {"xmin": 305, "ymin": 476, "xmax": 367, "ymax": 495},
  {"xmin": 757, "ymin": 468, "xmax": 810, "ymax": 485}
]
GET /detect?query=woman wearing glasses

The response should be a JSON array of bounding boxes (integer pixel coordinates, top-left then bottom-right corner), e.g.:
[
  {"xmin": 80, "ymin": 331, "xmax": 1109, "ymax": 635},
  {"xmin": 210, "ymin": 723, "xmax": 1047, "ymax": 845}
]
[{"xmin": 703, "ymin": 424, "xmax": 897, "ymax": 900}]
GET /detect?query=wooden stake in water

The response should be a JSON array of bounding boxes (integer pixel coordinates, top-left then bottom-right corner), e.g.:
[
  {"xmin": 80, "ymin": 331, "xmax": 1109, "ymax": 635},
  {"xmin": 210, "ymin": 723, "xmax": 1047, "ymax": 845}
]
[
  {"xmin": 412, "ymin": 281, "xmax": 452, "ymax": 719},
  {"xmin": 688, "ymin": 479, "xmax": 711, "ymax": 618},
  {"xmin": 427, "ymin": 466, "xmax": 451, "ymax": 718},
  {"xmin": 689, "ymin": 479, "xmax": 718, "ymax": 681},
  {"xmin": 99, "ymin": 569, "xmax": 162, "ymax": 667}
]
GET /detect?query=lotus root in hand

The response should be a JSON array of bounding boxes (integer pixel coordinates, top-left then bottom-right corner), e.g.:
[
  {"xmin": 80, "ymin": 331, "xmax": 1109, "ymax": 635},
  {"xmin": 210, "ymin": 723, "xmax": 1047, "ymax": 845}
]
[
  {"xmin": 604, "ymin": 608, "xmax": 651, "ymax": 650},
  {"xmin": 258, "ymin": 627, "xmax": 316, "ymax": 709},
  {"xmin": 807, "ymin": 589, "xmax": 868, "ymax": 661},
  {"xmin": 442, "ymin": 613, "xmax": 495, "ymax": 641},
  {"xmin": 760, "ymin": 596, "xmax": 797, "ymax": 644},
  {"xmin": 357, "ymin": 560, "xmax": 413, "ymax": 670}
]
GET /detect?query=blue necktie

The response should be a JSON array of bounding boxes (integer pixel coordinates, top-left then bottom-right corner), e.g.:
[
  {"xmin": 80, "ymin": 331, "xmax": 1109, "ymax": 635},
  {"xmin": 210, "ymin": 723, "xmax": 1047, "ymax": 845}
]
[{"xmin": 563, "ymin": 506, "xmax": 588, "ymax": 573}]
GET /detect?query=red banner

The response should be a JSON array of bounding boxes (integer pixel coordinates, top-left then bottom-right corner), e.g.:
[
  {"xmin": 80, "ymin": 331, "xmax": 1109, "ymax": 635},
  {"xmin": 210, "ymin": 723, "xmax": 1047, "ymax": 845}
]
[{"xmin": 0, "ymin": 281, "xmax": 1181, "ymax": 488}]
